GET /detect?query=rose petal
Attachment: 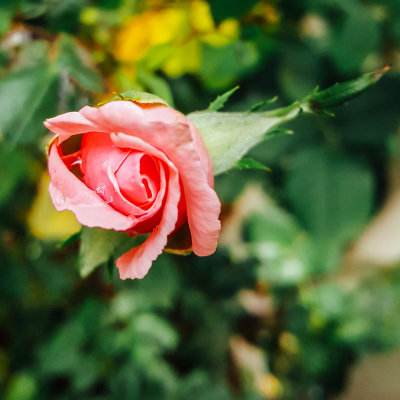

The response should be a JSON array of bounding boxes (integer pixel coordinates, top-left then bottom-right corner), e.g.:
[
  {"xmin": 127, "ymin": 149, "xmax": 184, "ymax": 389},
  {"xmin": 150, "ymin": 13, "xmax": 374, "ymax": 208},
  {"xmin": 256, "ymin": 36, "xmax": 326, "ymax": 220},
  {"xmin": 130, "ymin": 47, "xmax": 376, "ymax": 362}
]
[
  {"xmin": 81, "ymin": 132, "xmax": 166, "ymax": 219},
  {"xmin": 139, "ymin": 104, "xmax": 214, "ymax": 186},
  {"xmin": 116, "ymin": 153, "xmax": 160, "ymax": 206},
  {"xmin": 48, "ymin": 141, "xmax": 136, "ymax": 231},
  {"xmin": 44, "ymin": 111, "xmax": 99, "ymax": 143},
  {"xmin": 111, "ymin": 127, "xmax": 221, "ymax": 257},
  {"xmin": 111, "ymin": 134, "xmax": 181, "ymax": 279},
  {"xmin": 116, "ymin": 172, "xmax": 180, "ymax": 279}
]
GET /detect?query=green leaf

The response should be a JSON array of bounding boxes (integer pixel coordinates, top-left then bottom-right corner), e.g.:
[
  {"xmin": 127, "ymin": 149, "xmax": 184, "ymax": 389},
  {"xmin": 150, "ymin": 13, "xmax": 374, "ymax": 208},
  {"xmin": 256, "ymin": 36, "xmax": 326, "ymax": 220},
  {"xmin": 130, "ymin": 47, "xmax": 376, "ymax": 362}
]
[
  {"xmin": 0, "ymin": 1, "xmax": 17, "ymax": 37},
  {"xmin": 55, "ymin": 35, "xmax": 102, "ymax": 93},
  {"xmin": 247, "ymin": 203, "xmax": 317, "ymax": 287},
  {"xmin": 236, "ymin": 158, "xmax": 270, "ymax": 171},
  {"xmin": 200, "ymin": 41, "xmax": 260, "ymax": 90},
  {"xmin": 330, "ymin": 4, "xmax": 381, "ymax": 73},
  {"xmin": 284, "ymin": 145, "xmax": 374, "ymax": 245},
  {"xmin": 208, "ymin": 86, "xmax": 239, "ymax": 111},
  {"xmin": 0, "ymin": 34, "xmax": 105, "ymax": 146},
  {"xmin": 132, "ymin": 257, "xmax": 180, "ymax": 310},
  {"xmin": 0, "ymin": 143, "xmax": 28, "ymax": 206},
  {"xmin": 0, "ymin": 64, "xmax": 59, "ymax": 145},
  {"xmin": 278, "ymin": 45, "xmax": 322, "ymax": 101},
  {"xmin": 79, "ymin": 227, "xmax": 147, "ymax": 277},
  {"xmin": 12, "ymin": 40, "xmax": 50, "ymax": 71},
  {"xmin": 302, "ymin": 66, "xmax": 391, "ymax": 113},
  {"xmin": 4, "ymin": 373, "xmax": 37, "ymax": 400}
]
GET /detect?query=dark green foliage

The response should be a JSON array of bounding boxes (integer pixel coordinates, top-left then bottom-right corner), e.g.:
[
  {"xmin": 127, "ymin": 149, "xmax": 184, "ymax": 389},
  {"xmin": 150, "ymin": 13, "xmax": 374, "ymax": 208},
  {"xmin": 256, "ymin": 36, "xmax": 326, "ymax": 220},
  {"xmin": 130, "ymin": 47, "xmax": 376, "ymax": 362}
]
[{"xmin": 1, "ymin": 0, "xmax": 400, "ymax": 399}]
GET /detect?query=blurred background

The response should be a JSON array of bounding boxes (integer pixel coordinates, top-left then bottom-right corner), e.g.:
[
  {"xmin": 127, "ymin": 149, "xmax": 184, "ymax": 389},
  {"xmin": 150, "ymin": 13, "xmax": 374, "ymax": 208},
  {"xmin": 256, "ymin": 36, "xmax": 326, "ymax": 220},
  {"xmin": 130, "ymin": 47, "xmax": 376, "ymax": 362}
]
[{"xmin": 0, "ymin": 0, "xmax": 400, "ymax": 399}]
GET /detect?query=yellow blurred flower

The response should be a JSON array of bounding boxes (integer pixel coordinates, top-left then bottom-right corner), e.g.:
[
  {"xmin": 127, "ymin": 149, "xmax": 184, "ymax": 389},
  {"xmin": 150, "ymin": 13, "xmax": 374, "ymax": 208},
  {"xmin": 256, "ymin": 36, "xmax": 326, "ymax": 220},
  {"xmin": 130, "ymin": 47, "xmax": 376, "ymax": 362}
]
[
  {"xmin": 114, "ymin": 7, "xmax": 189, "ymax": 63},
  {"xmin": 28, "ymin": 172, "xmax": 81, "ymax": 241},
  {"xmin": 190, "ymin": 0, "xmax": 214, "ymax": 33},
  {"xmin": 113, "ymin": 0, "xmax": 239, "ymax": 77}
]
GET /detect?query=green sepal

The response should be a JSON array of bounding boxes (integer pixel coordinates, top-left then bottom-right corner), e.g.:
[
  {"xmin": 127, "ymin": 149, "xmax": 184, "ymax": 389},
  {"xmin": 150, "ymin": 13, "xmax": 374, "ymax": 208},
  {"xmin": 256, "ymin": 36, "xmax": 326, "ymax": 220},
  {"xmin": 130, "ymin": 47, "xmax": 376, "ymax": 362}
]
[
  {"xmin": 249, "ymin": 96, "xmax": 278, "ymax": 112},
  {"xmin": 266, "ymin": 128, "xmax": 294, "ymax": 139},
  {"xmin": 208, "ymin": 86, "xmax": 239, "ymax": 111},
  {"xmin": 236, "ymin": 158, "xmax": 271, "ymax": 172}
]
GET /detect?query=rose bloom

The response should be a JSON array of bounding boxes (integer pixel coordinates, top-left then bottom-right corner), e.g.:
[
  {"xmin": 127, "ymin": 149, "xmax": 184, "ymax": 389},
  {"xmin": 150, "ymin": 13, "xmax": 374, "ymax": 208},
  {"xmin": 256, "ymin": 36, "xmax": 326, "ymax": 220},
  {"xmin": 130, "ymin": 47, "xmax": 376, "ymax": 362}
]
[{"xmin": 44, "ymin": 100, "xmax": 221, "ymax": 279}]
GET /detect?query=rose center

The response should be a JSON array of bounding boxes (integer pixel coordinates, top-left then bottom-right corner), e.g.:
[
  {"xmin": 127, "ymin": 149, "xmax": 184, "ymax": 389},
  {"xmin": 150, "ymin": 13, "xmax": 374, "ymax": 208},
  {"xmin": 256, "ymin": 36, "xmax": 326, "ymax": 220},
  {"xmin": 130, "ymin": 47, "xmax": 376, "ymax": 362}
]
[
  {"xmin": 79, "ymin": 132, "xmax": 163, "ymax": 217},
  {"xmin": 115, "ymin": 152, "xmax": 160, "ymax": 206}
]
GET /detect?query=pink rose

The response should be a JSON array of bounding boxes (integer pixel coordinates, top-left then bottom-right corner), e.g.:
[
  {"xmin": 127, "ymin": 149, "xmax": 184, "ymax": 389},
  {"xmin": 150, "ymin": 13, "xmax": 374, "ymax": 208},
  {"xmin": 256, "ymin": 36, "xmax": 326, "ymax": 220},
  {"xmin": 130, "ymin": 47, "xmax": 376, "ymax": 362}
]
[{"xmin": 44, "ymin": 100, "xmax": 221, "ymax": 279}]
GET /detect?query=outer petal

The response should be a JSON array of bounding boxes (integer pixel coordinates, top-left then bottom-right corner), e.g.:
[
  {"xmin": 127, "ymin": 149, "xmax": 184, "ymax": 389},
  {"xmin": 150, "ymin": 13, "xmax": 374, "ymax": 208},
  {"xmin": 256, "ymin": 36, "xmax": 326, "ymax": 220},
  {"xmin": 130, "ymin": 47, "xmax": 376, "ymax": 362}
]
[
  {"xmin": 48, "ymin": 141, "xmax": 136, "ymax": 231},
  {"xmin": 44, "ymin": 111, "xmax": 100, "ymax": 144},
  {"xmin": 139, "ymin": 104, "xmax": 214, "ymax": 186},
  {"xmin": 111, "ymin": 133, "xmax": 180, "ymax": 279},
  {"xmin": 44, "ymin": 101, "xmax": 145, "ymax": 144}
]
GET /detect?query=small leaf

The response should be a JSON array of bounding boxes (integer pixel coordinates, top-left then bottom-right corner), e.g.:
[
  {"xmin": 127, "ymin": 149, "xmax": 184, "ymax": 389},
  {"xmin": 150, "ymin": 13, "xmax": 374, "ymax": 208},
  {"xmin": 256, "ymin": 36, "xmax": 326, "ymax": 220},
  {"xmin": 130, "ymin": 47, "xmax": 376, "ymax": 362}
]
[
  {"xmin": 236, "ymin": 158, "xmax": 270, "ymax": 171},
  {"xmin": 208, "ymin": 86, "xmax": 239, "ymax": 111},
  {"xmin": 98, "ymin": 90, "xmax": 169, "ymax": 107},
  {"xmin": 79, "ymin": 227, "xmax": 147, "ymax": 278}
]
